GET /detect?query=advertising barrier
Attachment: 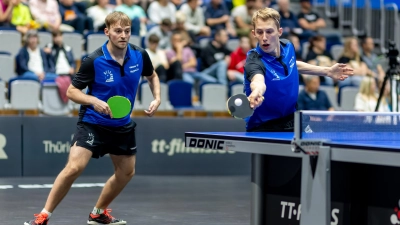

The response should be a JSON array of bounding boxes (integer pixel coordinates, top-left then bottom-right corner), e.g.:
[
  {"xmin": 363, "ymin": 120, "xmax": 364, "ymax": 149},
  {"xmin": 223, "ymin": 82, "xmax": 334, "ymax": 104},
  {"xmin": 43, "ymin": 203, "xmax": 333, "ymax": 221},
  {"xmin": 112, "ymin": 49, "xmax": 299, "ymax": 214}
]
[{"xmin": 0, "ymin": 117, "xmax": 22, "ymax": 177}]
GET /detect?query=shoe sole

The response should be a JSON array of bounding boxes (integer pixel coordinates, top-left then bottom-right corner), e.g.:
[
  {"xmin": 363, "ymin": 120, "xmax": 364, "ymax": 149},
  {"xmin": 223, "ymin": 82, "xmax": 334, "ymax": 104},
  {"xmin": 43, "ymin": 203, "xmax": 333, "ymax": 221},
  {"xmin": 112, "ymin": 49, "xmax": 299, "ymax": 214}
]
[{"xmin": 87, "ymin": 221, "xmax": 127, "ymax": 225}]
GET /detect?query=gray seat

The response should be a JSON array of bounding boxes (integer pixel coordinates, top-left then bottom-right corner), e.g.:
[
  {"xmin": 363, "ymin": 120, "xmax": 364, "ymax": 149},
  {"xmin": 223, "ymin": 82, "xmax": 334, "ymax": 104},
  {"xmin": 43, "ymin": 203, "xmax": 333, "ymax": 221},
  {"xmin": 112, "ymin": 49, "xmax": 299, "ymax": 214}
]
[
  {"xmin": 10, "ymin": 80, "xmax": 40, "ymax": 110},
  {"xmin": 141, "ymin": 82, "xmax": 170, "ymax": 110},
  {"xmin": 0, "ymin": 54, "xmax": 16, "ymax": 81},
  {"xmin": 319, "ymin": 85, "xmax": 338, "ymax": 109},
  {"xmin": 42, "ymin": 82, "xmax": 71, "ymax": 116},
  {"xmin": 63, "ymin": 32, "xmax": 84, "ymax": 61},
  {"xmin": 226, "ymin": 39, "xmax": 240, "ymax": 52},
  {"xmin": 130, "ymin": 35, "xmax": 141, "ymax": 47},
  {"xmin": 87, "ymin": 34, "xmax": 108, "ymax": 54},
  {"xmin": 231, "ymin": 83, "xmax": 244, "ymax": 97},
  {"xmin": 38, "ymin": 31, "xmax": 52, "ymax": 49},
  {"xmin": 340, "ymin": 86, "xmax": 359, "ymax": 110},
  {"xmin": 201, "ymin": 83, "xmax": 227, "ymax": 111},
  {"xmin": 330, "ymin": 44, "xmax": 344, "ymax": 61},
  {"xmin": 0, "ymin": 30, "xmax": 21, "ymax": 58},
  {"xmin": 0, "ymin": 81, "xmax": 6, "ymax": 109}
]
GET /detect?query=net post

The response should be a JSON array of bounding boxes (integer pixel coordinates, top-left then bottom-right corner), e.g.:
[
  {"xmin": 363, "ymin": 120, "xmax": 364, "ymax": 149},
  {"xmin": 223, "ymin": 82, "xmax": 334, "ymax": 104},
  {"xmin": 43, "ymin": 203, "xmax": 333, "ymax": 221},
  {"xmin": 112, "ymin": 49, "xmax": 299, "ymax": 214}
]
[{"xmin": 294, "ymin": 111, "xmax": 301, "ymax": 140}]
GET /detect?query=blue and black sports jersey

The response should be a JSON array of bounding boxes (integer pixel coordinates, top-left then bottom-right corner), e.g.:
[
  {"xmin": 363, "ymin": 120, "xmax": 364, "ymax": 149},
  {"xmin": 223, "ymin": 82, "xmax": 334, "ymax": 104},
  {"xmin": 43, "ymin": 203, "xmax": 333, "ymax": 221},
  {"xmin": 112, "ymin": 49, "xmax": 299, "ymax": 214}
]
[
  {"xmin": 72, "ymin": 41, "xmax": 154, "ymax": 127},
  {"xmin": 244, "ymin": 39, "xmax": 299, "ymax": 131}
]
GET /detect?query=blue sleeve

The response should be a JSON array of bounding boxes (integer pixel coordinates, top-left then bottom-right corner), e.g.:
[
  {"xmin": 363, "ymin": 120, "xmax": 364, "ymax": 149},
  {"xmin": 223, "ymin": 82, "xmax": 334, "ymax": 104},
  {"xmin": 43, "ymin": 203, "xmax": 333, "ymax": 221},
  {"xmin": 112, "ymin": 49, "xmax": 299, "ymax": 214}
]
[
  {"xmin": 322, "ymin": 91, "xmax": 332, "ymax": 109},
  {"xmin": 59, "ymin": 5, "xmax": 66, "ymax": 22},
  {"xmin": 221, "ymin": 3, "xmax": 229, "ymax": 15},
  {"xmin": 42, "ymin": 50, "xmax": 56, "ymax": 73},
  {"xmin": 204, "ymin": 5, "xmax": 212, "ymax": 20},
  {"xmin": 16, "ymin": 48, "xmax": 30, "ymax": 75}
]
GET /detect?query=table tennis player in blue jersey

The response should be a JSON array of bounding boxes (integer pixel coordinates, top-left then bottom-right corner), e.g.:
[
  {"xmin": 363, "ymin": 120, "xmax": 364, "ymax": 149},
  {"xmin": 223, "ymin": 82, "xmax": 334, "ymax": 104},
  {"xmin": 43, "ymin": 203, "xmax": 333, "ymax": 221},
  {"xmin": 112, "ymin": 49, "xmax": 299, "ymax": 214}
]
[
  {"xmin": 244, "ymin": 7, "xmax": 353, "ymax": 132},
  {"xmin": 24, "ymin": 12, "xmax": 161, "ymax": 225}
]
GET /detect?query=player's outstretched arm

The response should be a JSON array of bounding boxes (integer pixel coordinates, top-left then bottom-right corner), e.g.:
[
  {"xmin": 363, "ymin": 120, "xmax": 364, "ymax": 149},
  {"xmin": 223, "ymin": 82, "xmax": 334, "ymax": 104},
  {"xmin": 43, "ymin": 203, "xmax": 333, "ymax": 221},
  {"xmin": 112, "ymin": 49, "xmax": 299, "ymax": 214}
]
[
  {"xmin": 296, "ymin": 61, "xmax": 354, "ymax": 81},
  {"xmin": 144, "ymin": 71, "xmax": 161, "ymax": 117},
  {"xmin": 249, "ymin": 74, "xmax": 266, "ymax": 109}
]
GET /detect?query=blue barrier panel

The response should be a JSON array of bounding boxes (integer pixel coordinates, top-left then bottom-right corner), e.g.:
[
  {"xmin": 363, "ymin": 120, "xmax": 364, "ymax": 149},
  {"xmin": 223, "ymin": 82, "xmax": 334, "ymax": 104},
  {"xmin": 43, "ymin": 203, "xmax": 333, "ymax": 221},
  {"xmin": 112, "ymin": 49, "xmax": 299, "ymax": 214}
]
[{"xmin": 0, "ymin": 117, "xmax": 22, "ymax": 176}]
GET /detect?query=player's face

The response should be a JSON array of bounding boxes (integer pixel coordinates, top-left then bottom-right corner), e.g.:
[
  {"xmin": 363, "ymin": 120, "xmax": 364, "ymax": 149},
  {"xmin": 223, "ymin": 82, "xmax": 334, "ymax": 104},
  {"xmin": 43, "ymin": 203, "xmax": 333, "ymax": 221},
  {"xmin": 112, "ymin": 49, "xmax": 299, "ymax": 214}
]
[
  {"xmin": 105, "ymin": 22, "xmax": 131, "ymax": 50},
  {"xmin": 252, "ymin": 18, "xmax": 282, "ymax": 55}
]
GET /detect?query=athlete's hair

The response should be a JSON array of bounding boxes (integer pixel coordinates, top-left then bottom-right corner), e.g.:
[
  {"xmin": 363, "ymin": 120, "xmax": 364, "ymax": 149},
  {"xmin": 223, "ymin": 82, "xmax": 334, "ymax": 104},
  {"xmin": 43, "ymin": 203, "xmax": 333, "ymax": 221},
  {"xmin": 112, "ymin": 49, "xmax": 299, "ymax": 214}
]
[
  {"xmin": 105, "ymin": 11, "xmax": 132, "ymax": 29},
  {"xmin": 252, "ymin": 7, "xmax": 280, "ymax": 29}
]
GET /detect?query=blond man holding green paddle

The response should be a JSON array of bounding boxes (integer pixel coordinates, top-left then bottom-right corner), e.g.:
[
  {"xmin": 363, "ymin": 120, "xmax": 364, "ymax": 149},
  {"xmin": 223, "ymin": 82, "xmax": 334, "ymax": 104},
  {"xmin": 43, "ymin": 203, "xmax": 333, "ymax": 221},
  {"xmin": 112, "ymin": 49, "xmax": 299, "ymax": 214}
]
[{"xmin": 24, "ymin": 11, "xmax": 161, "ymax": 225}]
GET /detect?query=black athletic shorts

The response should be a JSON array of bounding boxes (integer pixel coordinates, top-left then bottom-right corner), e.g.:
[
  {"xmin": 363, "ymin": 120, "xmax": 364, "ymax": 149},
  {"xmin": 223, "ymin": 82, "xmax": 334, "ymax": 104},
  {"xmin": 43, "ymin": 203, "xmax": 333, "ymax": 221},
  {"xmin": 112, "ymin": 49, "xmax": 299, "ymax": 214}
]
[{"xmin": 71, "ymin": 120, "xmax": 137, "ymax": 158}]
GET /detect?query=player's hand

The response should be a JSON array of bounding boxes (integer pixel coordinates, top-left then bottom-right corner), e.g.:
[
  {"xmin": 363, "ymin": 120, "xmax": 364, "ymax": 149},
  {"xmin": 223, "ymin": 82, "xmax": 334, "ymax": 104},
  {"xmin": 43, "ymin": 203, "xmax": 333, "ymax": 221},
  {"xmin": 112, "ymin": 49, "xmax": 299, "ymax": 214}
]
[
  {"xmin": 248, "ymin": 91, "xmax": 264, "ymax": 109},
  {"xmin": 92, "ymin": 98, "xmax": 113, "ymax": 118},
  {"xmin": 144, "ymin": 99, "xmax": 160, "ymax": 117},
  {"xmin": 328, "ymin": 63, "xmax": 354, "ymax": 81}
]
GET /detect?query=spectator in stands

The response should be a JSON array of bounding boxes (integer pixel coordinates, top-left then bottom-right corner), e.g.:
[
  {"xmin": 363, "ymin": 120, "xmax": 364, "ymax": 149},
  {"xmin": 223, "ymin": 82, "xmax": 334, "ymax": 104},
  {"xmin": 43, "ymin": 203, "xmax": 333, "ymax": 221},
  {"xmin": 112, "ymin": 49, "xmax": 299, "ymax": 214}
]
[
  {"xmin": 0, "ymin": 0, "xmax": 16, "ymax": 27},
  {"xmin": 178, "ymin": 0, "xmax": 211, "ymax": 37},
  {"xmin": 297, "ymin": 0, "xmax": 325, "ymax": 32},
  {"xmin": 337, "ymin": 37, "xmax": 369, "ymax": 87},
  {"xmin": 146, "ymin": 34, "xmax": 169, "ymax": 81},
  {"xmin": 145, "ymin": 18, "xmax": 173, "ymax": 49},
  {"xmin": 16, "ymin": 30, "xmax": 58, "ymax": 81},
  {"xmin": 354, "ymin": 76, "xmax": 390, "ymax": 112},
  {"xmin": 297, "ymin": 75, "xmax": 334, "ymax": 111},
  {"xmin": 204, "ymin": 0, "xmax": 236, "ymax": 36},
  {"xmin": 361, "ymin": 36, "xmax": 385, "ymax": 81},
  {"xmin": 199, "ymin": 28, "xmax": 231, "ymax": 85},
  {"xmin": 8, "ymin": 0, "xmax": 36, "ymax": 34},
  {"xmin": 29, "ymin": 0, "xmax": 62, "ymax": 32},
  {"xmin": 44, "ymin": 30, "xmax": 75, "ymax": 76},
  {"xmin": 287, "ymin": 33, "xmax": 302, "ymax": 60},
  {"xmin": 174, "ymin": 11, "xmax": 196, "ymax": 47},
  {"xmin": 277, "ymin": 0, "xmax": 302, "ymax": 37},
  {"xmin": 227, "ymin": 35, "xmax": 250, "ymax": 83},
  {"xmin": 115, "ymin": 0, "xmax": 147, "ymax": 36},
  {"xmin": 59, "ymin": 0, "xmax": 94, "ymax": 34},
  {"xmin": 166, "ymin": 31, "xmax": 217, "ymax": 84},
  {"xmin": 86, "ymin": 0, "xmax": 113, "ymax": 31},
  {"xmin": 147, "ymin": 0, "xmax": 176, "ymax": 25},
  {"xmin": 231, "ymin": 0, "xmax": 262, "ymax": 37},
  {"xmin": 305, "ymin": 35, "xmax": 335, "ymax": 85}
]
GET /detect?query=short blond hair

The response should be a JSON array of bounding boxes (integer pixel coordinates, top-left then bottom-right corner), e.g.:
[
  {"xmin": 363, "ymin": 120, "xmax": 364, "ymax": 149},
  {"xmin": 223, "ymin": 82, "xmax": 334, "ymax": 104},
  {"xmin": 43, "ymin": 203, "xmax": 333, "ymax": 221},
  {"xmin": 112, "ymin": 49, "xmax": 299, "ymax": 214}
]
[
  {"xmin": 105, "ymin": 11, "xmax": 132, "ymax": 29},
  {"xmin": 252, "ymin": 8, "xmax": 280, "ymax": 29}
]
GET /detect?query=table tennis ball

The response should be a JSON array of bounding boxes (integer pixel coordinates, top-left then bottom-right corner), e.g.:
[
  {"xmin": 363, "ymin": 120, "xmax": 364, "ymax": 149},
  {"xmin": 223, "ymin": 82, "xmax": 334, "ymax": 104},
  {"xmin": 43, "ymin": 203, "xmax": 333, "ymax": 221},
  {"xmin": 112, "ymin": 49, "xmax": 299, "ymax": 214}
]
[{"xmin": 235, "ymin": 98, "xmax": 242, "ymax": 106}]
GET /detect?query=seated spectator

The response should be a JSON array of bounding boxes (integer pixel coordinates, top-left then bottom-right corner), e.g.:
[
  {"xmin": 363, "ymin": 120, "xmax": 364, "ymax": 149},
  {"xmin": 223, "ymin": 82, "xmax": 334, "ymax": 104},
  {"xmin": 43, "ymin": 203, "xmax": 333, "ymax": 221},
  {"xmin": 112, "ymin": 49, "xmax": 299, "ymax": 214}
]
[
  {"xmin": 115, "ymin": 0, "xmax": 146, "ymax": 36},
  {"xmin": 355, "ymin": 76, "xmax": 390, "ymax": 112},
  {"xmin": 337, "ymin": 37, "xmax": 369, "ymax": 87},
  {"xmin": 29, "ymin": 0, "xmax": 62, "ymax": 32},
  {"xmin": 16, "ymin": 30, "xmax": 57, "ymax": 81},
  {"xmin": 174, "ymin": 11, "xmax": 196, "ymax": 46},
  {"xmin": 59, "ymin": 0, "xmax": 94, "ymax": 34},
  {"xmin": 147, "ymin": 0, "xmax": 176, "ymax": 25},
  {"xmin": 166, "ymin": 31, "xmax": 217, "ymax": 84},
  {"xmin": 43, "ymin": 30, "xmax": 75, "ymax": 76},
  {"xmin": 9, "ymin": 0, "xmax": 37, "ymax": 34},
  {"xmin": 231, "ymin": 0, "xmax": 262, "ymax": 37},
  {"xmin": 361, "ymin": 36, "xmax": 385, "ymax": 81},
  {"xmin": 297, "ymin": 0, "xmax": 325, "ymax": 32},
  {"xmin": 145, "ymin": 18, "xmax": 173, "ymax": 49},
  {"xmin": 287, "ymin": 33, "xmax": 302, "ymax": 60},
  {"xmin": 305, "ymin": 35, "xmax": 335, "ymax": 86},
  {"xmin": 0, "ymin": 0, "xmax": 16, "ymax": 27},
  {"xmin": 277, "ymin": 0, "xmax": 302, "ymax": 36},
  {"xmin": 199, "ymin": 28, "xmax": 231, "ymax": 85},
  {"xmin": 145, "ymin": 34, "xmax": 170, "ymax": 82},
  {"xmin": 86, "ymin": 0, "xmax": 113, "ymax": 32},
  {"xmin": 178, "ymin": 0, "xmax": 211, "ymax": 37},
  {"xmin": 297, "ymin": 75, "xmax": 334, "ymax": 111},
  {"xmin": 204, "ymin": 0, "xmax": 236, "ymax": 36},
  {"xmin": 227, "ymin": 35, "xmax": 250, "ymax": 83}
]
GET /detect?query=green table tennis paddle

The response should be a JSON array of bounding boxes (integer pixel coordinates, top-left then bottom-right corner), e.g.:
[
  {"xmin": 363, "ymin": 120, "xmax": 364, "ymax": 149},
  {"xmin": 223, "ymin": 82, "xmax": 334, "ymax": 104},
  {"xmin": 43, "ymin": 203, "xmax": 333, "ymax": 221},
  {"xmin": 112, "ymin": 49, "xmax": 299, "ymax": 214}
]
[{"xmin": 107, "ymin": 96, "xmax": 131, "ymax": 119}]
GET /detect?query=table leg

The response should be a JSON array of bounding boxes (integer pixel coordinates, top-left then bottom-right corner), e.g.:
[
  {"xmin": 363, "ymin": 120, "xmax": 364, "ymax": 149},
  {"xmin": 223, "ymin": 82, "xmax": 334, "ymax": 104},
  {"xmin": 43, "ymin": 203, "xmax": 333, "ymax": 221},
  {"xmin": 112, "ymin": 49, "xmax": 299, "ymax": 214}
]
[
  {"xmin": 300, "ymin": 146, "xmax": 331, "ymax": 225},
  {"xmin": 251, "ymin": 153, "xmax": 265, "ymax": 225}
]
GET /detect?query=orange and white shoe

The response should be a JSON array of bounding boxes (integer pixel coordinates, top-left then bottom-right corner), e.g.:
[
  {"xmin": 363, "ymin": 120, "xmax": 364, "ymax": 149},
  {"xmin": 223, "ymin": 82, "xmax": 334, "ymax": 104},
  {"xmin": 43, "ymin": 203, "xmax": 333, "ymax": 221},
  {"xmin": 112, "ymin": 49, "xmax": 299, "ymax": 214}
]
[
  {"xmin": 24, "ymin": 212, "xmax": 49, "ymax": 225},
  {"xmin": 87, "ymin": 209, "xmax": 126, "ymax": 225}
]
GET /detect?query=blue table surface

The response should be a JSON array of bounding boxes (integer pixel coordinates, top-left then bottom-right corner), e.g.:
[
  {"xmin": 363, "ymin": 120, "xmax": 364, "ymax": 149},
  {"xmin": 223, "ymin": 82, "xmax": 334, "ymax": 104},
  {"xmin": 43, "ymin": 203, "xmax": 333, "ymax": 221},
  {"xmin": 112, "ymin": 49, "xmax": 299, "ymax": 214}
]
[{"xmin": 186, "ymin": 132, "xmax": 400, "ymax": 150}]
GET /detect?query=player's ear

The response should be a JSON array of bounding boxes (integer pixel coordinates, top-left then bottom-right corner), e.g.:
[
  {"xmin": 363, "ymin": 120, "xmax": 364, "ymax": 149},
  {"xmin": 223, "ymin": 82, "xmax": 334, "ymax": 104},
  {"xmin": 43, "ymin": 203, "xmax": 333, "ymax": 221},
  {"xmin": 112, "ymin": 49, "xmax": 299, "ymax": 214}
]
[
  {"xmin": 278, "ymin": 27, "xmax": 283, "ymax": 37},
  {"xmin": 251, "ymin": 29, "xmax": 256, "ymax": 38},
  {"xmin": 104, "ymin": 27, "xmax": 109, "ymax": 37}
]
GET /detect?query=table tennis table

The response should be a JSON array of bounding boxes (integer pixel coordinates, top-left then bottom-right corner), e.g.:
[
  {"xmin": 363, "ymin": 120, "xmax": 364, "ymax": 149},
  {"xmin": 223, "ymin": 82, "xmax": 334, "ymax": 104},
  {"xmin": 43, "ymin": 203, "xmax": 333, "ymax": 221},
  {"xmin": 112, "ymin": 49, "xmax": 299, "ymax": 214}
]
[{"xmin": 185, "ymin": 111, "xmax": 400, "ymax": 225}]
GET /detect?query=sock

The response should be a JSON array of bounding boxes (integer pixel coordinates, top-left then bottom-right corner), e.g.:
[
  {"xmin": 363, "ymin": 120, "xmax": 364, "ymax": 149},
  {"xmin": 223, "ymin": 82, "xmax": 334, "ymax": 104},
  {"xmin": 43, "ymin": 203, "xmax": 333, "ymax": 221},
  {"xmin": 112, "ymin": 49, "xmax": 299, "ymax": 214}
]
[
  {"xmin": 41, "ymin": 208, "xmax": 52, "ymax": 219},
  {"xmin": 92, "ymin": 207, "xmax": 104, "ymax": 215}
]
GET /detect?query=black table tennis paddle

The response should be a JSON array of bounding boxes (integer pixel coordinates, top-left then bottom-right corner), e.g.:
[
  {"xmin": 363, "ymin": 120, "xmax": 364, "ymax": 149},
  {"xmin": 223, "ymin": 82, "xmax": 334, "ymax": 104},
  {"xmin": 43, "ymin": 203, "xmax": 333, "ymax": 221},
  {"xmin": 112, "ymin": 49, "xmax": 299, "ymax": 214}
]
[{"xmin": 226, "ymin": 94, "xmax": 254, "ymax": 119}]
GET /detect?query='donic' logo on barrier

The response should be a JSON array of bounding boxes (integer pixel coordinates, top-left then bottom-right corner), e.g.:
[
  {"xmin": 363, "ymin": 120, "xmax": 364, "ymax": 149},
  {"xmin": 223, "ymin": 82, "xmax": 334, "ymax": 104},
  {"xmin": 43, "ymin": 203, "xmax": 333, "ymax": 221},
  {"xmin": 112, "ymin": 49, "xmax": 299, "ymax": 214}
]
[
  {"xmin": 0, "ymin": 133, "xmax": 8, "ymax": 159},
  {"xmin": 151, "ymin": 138, "xmax": 235, "ymax": 156}
]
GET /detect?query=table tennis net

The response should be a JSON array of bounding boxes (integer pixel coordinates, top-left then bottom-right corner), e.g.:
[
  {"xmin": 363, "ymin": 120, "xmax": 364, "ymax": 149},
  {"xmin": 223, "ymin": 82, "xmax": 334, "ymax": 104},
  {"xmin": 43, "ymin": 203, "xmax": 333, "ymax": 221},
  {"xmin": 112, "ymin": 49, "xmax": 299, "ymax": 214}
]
[{"xmin": 298, "ymin": 111, "xmax": 400, "ymax": 141}]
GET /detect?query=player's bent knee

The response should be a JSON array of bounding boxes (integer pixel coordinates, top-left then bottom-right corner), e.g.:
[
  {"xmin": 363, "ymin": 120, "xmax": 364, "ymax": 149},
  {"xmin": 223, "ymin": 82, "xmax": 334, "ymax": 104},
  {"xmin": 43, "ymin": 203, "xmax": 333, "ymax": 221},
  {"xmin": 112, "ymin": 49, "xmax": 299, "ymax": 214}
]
[
  {"xmin": 63, "ymin": 164, "xmax": 85, "ymax": 178},
  {"xmin": 116, "ymin": 168, "xmax": 135, "ymax": 180}
]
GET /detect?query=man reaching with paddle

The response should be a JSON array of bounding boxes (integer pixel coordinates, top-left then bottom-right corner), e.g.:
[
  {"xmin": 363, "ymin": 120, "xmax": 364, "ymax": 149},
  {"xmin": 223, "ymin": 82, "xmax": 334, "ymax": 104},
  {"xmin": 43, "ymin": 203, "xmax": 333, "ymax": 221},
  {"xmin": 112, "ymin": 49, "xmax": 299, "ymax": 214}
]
[{"xmin": 24, "ymin": 11, "xmax": 160, "ymax": 225}]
